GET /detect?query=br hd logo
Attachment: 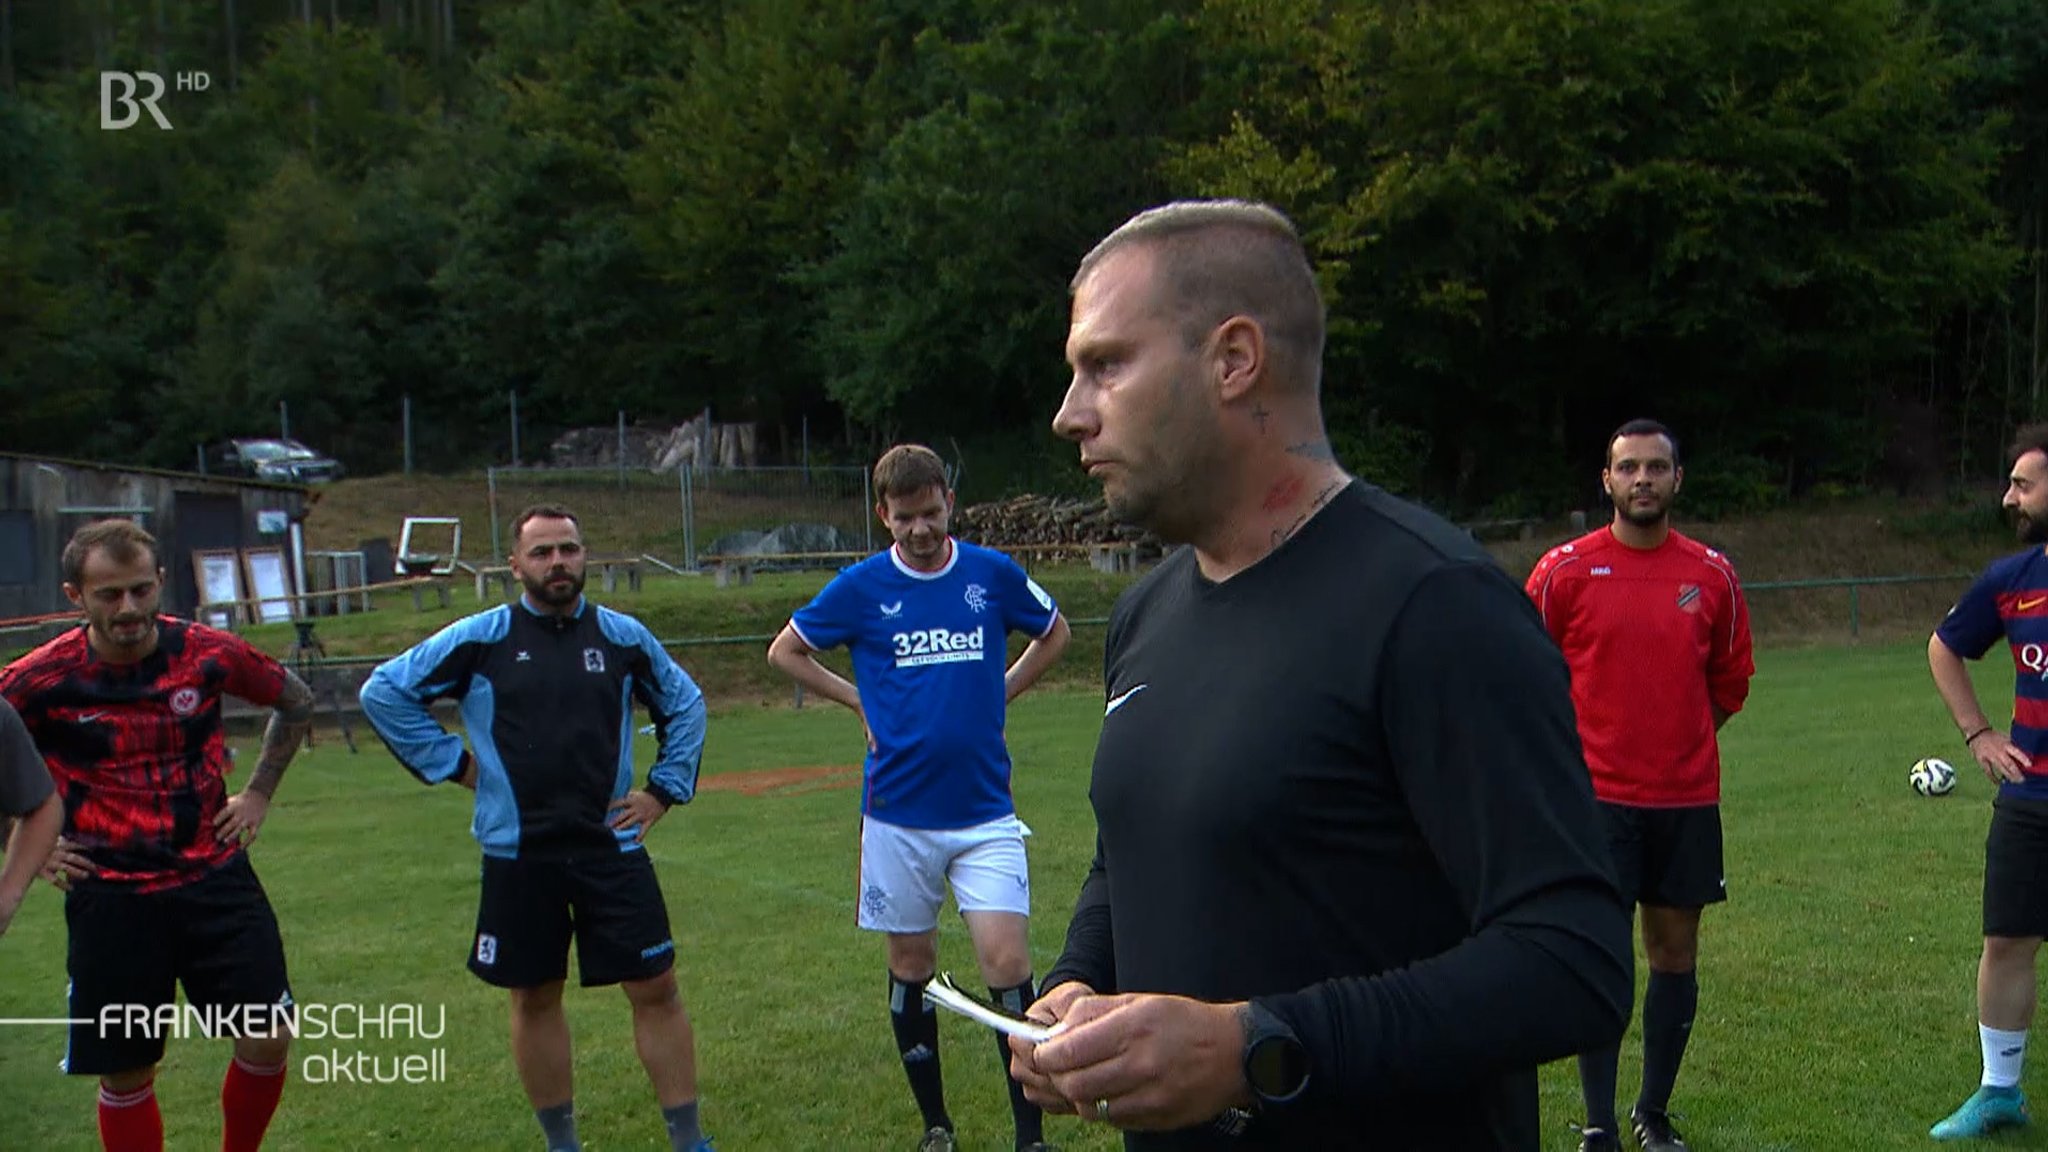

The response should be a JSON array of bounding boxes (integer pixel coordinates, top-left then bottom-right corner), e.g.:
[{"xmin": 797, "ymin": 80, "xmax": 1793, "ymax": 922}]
[{"xmin": 100, "ymin": 70, "xmax": 211, "ymax": 131}]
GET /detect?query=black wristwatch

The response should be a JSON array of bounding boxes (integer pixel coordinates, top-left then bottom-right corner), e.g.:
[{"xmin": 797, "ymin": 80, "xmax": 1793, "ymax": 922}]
[{"xmin": 1241, "ymin": 1002, "xmax": 1312, "ymax": 1107}]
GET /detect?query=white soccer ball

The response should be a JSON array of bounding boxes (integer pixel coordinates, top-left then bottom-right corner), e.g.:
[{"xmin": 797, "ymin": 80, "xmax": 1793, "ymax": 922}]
[{"xmin": 1910, "ymin": 757, "xmax": 1958, "ymax": 797}]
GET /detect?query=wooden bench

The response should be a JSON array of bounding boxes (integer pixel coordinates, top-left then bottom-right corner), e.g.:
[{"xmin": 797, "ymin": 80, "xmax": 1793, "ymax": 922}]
[
  {"xmin": 591, "ymin": 556, "xmax": 644, "ymax": 594},
  {"xmin": 471, "ymin": 557, "xmax": 646, "ymax": 601},
  {"xmin": 404, "ymin": 578, "xmax": 452, "ymax": 612},
  {"xmin": 700, "ymin": 550, "xmax": 870, "ymax": 588},
  {"xmin": 1088, "ymin": 541, "xmax": 1139, "ymax": 573},
  {"xmin": 995, "ymin": 541, "xmax": 1140, "ymax": 573},
  {"xmin": 471, "ymin": 564, "xmax": 514, "ymax": 601}
]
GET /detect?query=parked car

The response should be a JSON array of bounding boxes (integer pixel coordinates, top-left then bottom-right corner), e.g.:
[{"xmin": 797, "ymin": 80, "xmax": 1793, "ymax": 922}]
[{"xmin": 212, "ymin": 438, "xmax": 346, "ymax": 484}]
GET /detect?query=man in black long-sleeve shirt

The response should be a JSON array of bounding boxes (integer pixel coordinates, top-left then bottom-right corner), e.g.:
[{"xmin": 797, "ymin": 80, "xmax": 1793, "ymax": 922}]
[{"xmin": 1008, "ymin": 199, "xmax": 1633, "ymax": 1150}]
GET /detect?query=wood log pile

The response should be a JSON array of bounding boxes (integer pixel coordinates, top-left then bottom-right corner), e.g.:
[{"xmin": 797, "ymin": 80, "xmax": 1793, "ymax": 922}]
[
  {"xmin": 545, "ymin": 417, "xmax": 759, "ymax": 472},
  {"xmin": 950, "ymin": 494, "xmax": 1151, "ymax": 548}
]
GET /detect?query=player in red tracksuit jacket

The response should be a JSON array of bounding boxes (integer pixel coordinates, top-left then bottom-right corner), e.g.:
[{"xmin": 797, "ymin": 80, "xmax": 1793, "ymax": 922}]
[{"xmin": 1526, "ymin": 419, "xmax": 1755, "ymax": 1152}]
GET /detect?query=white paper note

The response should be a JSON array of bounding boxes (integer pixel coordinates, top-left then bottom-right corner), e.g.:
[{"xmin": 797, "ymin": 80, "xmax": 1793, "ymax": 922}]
[{"xmin": 923, "ymin": 973, "xmax": 1061, "ymax": 1044}]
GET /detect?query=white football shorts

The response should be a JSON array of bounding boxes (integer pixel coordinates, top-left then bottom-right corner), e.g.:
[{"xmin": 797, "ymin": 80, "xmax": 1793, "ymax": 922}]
[{"xmin": 857, "ymin": 813, "xmax": 1032, "ymax": 933}]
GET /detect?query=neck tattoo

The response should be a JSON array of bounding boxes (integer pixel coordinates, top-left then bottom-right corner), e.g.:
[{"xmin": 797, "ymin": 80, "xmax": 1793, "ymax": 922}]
[{"xmin": 1269, "ymin": 477, "xmax": 1348, "ymax": 551}]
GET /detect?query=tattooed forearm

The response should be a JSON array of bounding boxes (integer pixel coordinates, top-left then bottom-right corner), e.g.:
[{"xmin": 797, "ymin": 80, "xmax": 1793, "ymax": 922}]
[{"xmin": 248, "ymin": 671, "xmax": 315, "ymax": 798}]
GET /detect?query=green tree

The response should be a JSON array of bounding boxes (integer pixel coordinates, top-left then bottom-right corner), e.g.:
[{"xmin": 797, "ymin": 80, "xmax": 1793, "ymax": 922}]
[
  {"xmin": 175, "ymin": 158, "xmax": 379, "ymax": 456},
  {"xmin": 801, "ymin": 2, "xmax": 1197, "ymax": 444},
  {"xmin": 433, "ymin": 0, "xmax": 707, "ymax": 451},
  {"xmin": 1915, "ymin": 0, "xmax": 2048, "ymax": 475},
  {"xmin": 631, "ymin": 0, "xmax": 944, "ymax": 440},
  {"xmin": 0, "ymin": 98, "xmax": 134, "ymax": 459},
  {"xmin": 1174, "ymin": 0, "xmax": 2013, "ymax": 511}
]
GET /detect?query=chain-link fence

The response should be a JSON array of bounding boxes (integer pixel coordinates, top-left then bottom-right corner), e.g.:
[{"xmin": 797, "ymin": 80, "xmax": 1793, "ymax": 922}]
[
  {"xmin": 484, "ymin": 466, "xmax": 872, "ymax": 569},
  {"xmin": 683, "ymin": 466, "xmax": 873, "ymax": 565},
  {"xmin": 485, "ymin": 467, "xmax": 690, "ymax": 567}
]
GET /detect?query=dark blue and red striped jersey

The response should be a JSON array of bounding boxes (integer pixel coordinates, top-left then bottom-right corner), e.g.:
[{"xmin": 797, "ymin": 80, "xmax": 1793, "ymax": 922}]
[
  {"xmin": 0, "ymin": 617, "xmax": 288, "ymax": 891},
  {"xmin": 1937, "ymin": 547, "xmax": 2048, "ymax": 801}
]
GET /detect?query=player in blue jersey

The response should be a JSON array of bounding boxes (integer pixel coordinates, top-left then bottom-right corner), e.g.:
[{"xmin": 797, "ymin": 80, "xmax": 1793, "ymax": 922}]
[
  {"xmin": 767, "ymin": 444, "xmax": 1072, "ymax": 1152},
  {"xmin": 360, "ymin": 504, "xmax": 716, "ymax": 1152},
  {"xmin": 1928, "ymin": 424, "xmax": 2048, "ymax": 1141}
]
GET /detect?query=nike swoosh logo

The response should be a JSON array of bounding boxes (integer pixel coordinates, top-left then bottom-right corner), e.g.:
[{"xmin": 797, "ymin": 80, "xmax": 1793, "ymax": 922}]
[
  {"xmin": 2022, "ymin": 597, "xmax": 2048, "ymax": 611},
  {"xmin": 1104, "ymin": 684, "xmax": 1149, "ymax": 716}
]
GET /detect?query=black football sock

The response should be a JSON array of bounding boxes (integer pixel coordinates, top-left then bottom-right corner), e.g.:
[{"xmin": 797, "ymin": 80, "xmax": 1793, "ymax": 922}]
[
  {"xmin": 1637, "ymin": 968, "xmax": 1698, "ymax": 1117},
  {"xmin": 889, "ymin": 973, "xmax": 951, "ymax": 1133},
  {"xmin": 990, "ymin": 978, "xmax": 1045, "ymax": 1147},
  {"xmin": 661, "ymin": 1100, "xmax": 702, "ymax": 1150},
  {"xmin": 1578, "ymin": 1039, "xmax": 1621, "ymax": 1134},
  {"xmin": 535, "ymin": 1101, "xmax": 580, "ymax": 1152}
]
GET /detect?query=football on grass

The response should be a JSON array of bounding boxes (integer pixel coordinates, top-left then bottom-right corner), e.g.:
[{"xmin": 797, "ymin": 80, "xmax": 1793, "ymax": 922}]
[{"xmin": 1910, "ymin": 757, "xmax": 1958, "ymax": 797}]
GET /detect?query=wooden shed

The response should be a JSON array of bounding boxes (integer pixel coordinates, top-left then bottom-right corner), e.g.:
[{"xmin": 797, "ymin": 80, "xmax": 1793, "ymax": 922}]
[{"xmin": 0, "ymin": 452, "xmax": 311, "ymax": 622}]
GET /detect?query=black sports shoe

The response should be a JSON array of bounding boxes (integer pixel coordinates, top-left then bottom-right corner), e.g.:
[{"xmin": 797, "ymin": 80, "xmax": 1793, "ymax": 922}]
[
  {"xmin": 1630, "ymin": 1106, "xmax": 1690, "ymax": 1152},
  {"xmin": 1572, "ymin": 1123, "xmax": 1621, "ymax": 1152}
]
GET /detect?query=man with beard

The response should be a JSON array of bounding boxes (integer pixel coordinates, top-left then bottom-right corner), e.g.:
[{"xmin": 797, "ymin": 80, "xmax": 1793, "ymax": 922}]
[
  {"xmin": 1006, "ymin": 200, "xmax": 1630, "ymax": 1151},
  {"xmin": 1925, "ymin": 424, "xmax": 2048, "ymax": 1141},
  {"xmin": 767, "ymin": 444, "xmax": 1071, "ymax": 1152},
  {"xmin": 360, "ymin": 504, "xmax": 717, "ymax": 1152},
  {"xmin": 1, "ymin": 519, "xmax": 314, "ymax": 1152},
  {"xmin": 1524, "ymin": 418, "xmax": 1755, "ymax": 1152}
]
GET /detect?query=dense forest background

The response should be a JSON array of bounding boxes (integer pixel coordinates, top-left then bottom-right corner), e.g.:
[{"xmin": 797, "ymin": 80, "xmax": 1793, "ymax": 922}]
[{"xmin": 0, "ymin": 0, "xmax": 2043, "ymax": 514}]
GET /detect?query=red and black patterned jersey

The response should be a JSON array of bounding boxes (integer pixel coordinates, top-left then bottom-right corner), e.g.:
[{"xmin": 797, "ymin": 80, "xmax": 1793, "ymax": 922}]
[{"xmin": 0, "ymin": 616, "xmax": 288, "ymax": 892}]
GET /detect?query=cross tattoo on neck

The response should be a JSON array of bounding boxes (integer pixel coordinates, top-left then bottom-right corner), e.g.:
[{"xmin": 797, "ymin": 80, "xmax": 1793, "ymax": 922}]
[{"xmin": 1251, "ymin": 403, "xmax": 1270, "ymax": 434}]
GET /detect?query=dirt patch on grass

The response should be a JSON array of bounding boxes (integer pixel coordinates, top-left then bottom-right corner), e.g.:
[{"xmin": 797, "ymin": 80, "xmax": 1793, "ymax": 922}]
[{"xmin": 701, "ymin": 764, "xmax": 862, "ymax": 797}]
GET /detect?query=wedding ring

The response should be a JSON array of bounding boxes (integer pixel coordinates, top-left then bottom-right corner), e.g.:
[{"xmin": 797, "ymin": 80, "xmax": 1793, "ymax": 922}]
[{"xmin": 1096, "ymin": 1097, "xmax": 1111, "ymax": 1124}]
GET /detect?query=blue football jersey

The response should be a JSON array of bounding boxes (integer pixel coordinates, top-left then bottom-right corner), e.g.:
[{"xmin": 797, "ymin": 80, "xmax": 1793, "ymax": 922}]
[
  {"xmin": 1937, "ymin": 545, "xmax": 2048, "ymax": 801},
  {"xmin": 790, "ymin": 540, "xmax": 1060, "ymax": 829}
]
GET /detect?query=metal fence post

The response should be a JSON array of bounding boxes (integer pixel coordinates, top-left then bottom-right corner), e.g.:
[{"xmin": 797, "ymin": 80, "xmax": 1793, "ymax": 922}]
[
  {"xmin": 862, "ymin": 468, "xmax": 874, "ymax": 553},
  {"xmin": 487, "ymin": 466, "xmax": 502, "ymax": 562},
  {"xmin": 681, "ymin": 466, "xmax": 696, "ymax": 570},
  {"xmin": 1849, "ymin": 583, "xmax": 1860, "ymax": 640}
]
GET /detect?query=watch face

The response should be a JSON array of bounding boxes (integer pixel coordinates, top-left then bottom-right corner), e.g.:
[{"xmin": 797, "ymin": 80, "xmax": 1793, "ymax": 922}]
[{"xmin": 1248, "ymin": 1033, "xmax": 1310, "ymax": 1101}]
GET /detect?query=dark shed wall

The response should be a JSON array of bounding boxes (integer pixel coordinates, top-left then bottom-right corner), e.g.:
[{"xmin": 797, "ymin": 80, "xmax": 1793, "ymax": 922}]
[{"xmin": 0, "ymin": 455, "xmax": 306, "ymax": 620}]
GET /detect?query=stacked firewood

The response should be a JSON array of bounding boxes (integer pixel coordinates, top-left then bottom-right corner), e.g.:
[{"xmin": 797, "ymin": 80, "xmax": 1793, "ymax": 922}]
[{"xmin": 951, "ymin": 494, "xmax": 1149, "ymax": 547}]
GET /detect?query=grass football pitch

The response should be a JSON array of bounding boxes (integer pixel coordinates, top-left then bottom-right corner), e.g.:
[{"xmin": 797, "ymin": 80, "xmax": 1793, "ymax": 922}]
[{"xmin": 0, "ymin": 642, "xmax": 2044, "ymax": 1150}]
